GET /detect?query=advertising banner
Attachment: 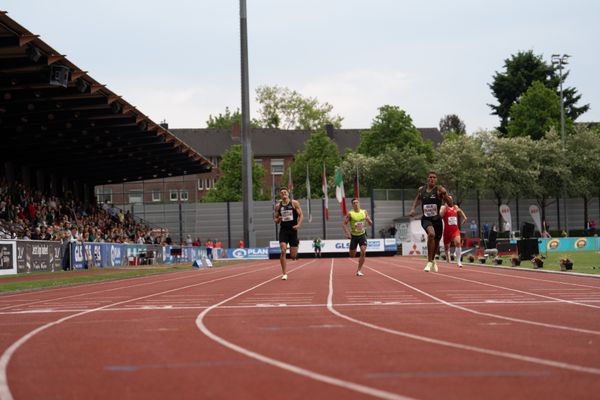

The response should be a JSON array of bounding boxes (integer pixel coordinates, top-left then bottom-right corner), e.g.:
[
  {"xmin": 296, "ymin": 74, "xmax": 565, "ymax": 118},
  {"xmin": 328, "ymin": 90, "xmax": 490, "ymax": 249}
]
[
  {"xmin": 529, "ymin": 205, "xmax": 542, "ymax": 233},
  {"xmin": 269, "ymin": 239, "xmax": 389, "ymax": 254},
  {"xmin": 16, "ymin": 240, "xmax": 62, "ymax": 273},
  {"xmin": 225, "ymin": 248, "xmax": 269, "ymax": 259},
  {"xmin": 0, "ymin": 240, "xmax": 17, "ymax": 275},
  {"xmin": 540, "ymin": 237, "xmax": 600, "ymax": 252},
  {"xmin": 499, "ymin": 204, "xmax": 512, "ymax": 231}
]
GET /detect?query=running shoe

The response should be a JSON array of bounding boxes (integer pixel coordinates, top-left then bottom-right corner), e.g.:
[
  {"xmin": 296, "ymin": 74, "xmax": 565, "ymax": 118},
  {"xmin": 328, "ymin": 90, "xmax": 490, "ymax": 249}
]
[
  {"xmin": 458, "ymin": 262, "xmax": 463, "ymax": 268},
  {"xmin": 432, "ymin": 261, "xmax": 439, "ymax": 272},
  {"xmin": 424, "ymin": 262, "xmax": 433, "ymax": 272},
  {"xmin": 356, "ymin": 271, "xmax": 364, "ymax": 276},
  {"xmin": 281, "ymin": 274, "xmax": 288, "ymax": 280}
]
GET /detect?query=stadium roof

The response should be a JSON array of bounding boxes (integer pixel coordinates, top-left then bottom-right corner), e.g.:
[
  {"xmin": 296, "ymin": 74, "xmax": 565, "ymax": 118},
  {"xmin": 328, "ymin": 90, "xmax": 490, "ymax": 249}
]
[{"xmin": 0, "ymin": 11, "xmax": 212, "ymax": 185}]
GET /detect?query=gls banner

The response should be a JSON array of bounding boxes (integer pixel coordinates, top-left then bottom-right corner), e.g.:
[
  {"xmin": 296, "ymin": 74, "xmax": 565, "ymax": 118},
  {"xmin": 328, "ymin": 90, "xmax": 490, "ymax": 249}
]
[{"xmin": 226, "ymin": 248, "xmax": 269, "ymax": 259}]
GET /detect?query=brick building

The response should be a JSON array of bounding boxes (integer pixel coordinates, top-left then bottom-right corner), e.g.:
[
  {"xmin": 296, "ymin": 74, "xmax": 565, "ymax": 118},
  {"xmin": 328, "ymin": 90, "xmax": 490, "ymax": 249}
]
[{"xmin": 98, "ymin": 124, "xmax": 442, "ymax": 204}]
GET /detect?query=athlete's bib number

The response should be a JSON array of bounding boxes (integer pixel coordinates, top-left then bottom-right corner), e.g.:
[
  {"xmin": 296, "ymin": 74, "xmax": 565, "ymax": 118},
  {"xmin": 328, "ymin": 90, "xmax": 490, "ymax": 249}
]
[
  {"xmin": 423, "ymin": 204, "xmax": 438, "ymax": 217},
  {"xmin": 448, "ymin": 216, "xmax": 458, "ymax": 226},
  {"xmin": 281, "ymin": 209, "xmax": 293, "ymax": 222},
  {"xmin": 353, "ymin": 221, "xmax": 364, "ymax": 231}
]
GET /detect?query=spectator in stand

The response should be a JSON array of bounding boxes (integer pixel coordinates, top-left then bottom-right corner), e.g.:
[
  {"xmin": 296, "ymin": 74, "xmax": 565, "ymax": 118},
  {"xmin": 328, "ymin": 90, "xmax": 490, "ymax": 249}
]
[
  {"xmin": 206, "ymin": 240, "xmax": 213, "ymax": 260},
  {"xmin": 239, "ymin": 239, "xmax": 244, "ymax": 248},
  {"xmin": 185, "ymin": 234, "xmax": 193, "ymax": 246},
  {"xmin": 215, "ymin": 240, "xmax": 222, "ymax": 259},
  {"xmin": 469, "ymin": 220, "xmax": 478, "ymax": 238}
]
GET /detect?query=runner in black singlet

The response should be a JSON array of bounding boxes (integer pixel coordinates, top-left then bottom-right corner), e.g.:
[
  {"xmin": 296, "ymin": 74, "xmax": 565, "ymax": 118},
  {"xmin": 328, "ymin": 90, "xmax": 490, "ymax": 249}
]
[{"xmin": 409, "ymin": 171, "xmax": 447, "ymax": 272}]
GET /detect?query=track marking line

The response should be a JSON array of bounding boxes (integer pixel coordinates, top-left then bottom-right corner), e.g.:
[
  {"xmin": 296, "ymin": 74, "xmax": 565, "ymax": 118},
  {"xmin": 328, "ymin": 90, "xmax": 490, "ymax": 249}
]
[
  {"xmin": 328, "ymin": 259, "xmax": 600, "ymax": 375},
  {"xmin": 365, "ymin": 262, "xmax": 600, "ymax": 336},
  {"xmin": 0, "ymin": 260, "xmax": 269, "ymax": 311},
  {"xmin": 0, "ymin": 265, "xmax": 271, "ymax": 400},
  {"xmin": 195, "ymin": 260, "xmax": 414, "ymax": 400}
]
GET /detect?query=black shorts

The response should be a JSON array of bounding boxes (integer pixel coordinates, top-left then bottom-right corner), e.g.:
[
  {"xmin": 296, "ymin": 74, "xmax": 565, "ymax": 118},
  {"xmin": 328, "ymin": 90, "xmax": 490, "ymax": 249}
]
[
  {"xmin": 349, "ymin": 234, "xmax": 368, "ymax": 251},
  {"xmin": 279, "ymin": 228, "xmax": 299, "ymax": 247},
  {"xmin": 421, "ymin": 217, "xmax": 443, "ymax": 241}
]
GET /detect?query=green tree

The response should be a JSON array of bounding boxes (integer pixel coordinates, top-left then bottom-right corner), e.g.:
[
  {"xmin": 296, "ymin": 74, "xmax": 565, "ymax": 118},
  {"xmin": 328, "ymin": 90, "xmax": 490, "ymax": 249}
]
[
  {"xmin": 357, "ymin": 105, "xmax": 433, "ymax": 160},
  {"xmin": 566, "ymin": 125, "xmax": 600, "ymax": 228},
  {"xmin": 434, "ymin": 134, "xmax": 486, "ymax": 204},
  {"xmin": 527, "ymin": 130, "xmax": 570, "ymax": 223},
  {"xmin": 439, "ymin": 114, "xmax": 466, "ymax": 136},
  {"xmin": 488, "ymin": 50, "xmax": 589, "ymax": 135},
  {"xmin": 506, "ymin": 81, "xmax": 568, "ymax": 140},
  {"xmin": 206, "ymin": 107, "xmax": 260, "ymax": 129},
  {"xmin": 206, "ymin": 107, "xmax": 241, "ymax": 128},
  {"xmin": 287, "ymin": 130, "xmax": 341, "ymax": 199},
  {"xmin": 202, "ymin": 145, "xmax": 267, "ymax": 202},
  {"xmin": 481, "ymin": 132, "xmax": 539, "ymax": 227},
  {"xmin": 254, "ymin": 85, "xmax": 343, "ymax": 130}
]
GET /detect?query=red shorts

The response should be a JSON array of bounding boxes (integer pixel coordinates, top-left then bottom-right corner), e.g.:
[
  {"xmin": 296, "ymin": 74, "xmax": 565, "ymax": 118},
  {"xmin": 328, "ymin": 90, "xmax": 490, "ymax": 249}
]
[{"xmin": 443, "ymin": 227, "xmax": 460, "ymax": 247}]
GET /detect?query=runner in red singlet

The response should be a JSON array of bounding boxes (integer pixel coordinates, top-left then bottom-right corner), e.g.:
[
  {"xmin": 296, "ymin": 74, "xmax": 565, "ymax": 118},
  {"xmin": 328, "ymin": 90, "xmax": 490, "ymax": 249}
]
[{"xmin": 440, "ymin": 195, "xmax": 467, "ymax": 268}]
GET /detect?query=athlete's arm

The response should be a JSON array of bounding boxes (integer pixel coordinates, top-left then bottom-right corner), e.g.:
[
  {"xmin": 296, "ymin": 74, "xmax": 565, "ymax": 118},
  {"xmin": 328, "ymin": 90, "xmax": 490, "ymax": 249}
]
[
  {"xmin": 409, "ymin": 187, "xmax": 423, "ymax": 217},
  {"xmin": 440, "ymin": 205, "xmax": 447, "ymax": 217},
  {"xmin": 273, "ymin": 203, "xmax": 281, "ymax": 224},
  {"xmin": 342, "ymin": 215, "xmax": 352, "ymax": 239},
  {"xmin": 293, "ymin": 200, "xmax": 303, "ymax": 230},
  {"xmin": 458, "ymin": 208, "xmax": 467, "ymax": 225},
  {"xmin": 365, "ymin": 210, "xmax": 373, "ymax": 226}
]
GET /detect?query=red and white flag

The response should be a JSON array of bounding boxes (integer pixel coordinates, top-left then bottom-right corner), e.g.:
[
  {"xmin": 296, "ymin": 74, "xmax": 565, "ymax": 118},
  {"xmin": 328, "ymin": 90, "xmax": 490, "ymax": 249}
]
[
  {"xmin": 335, "ymin": 167, "xmax": 347, "ymax": 217},
  {"xmin": 354, "ymin": 165, "xmax": 360, "ymax": 200},
  {"xmin": 322, "ymin": 164, "xmax": 329, "ymax": 221}
]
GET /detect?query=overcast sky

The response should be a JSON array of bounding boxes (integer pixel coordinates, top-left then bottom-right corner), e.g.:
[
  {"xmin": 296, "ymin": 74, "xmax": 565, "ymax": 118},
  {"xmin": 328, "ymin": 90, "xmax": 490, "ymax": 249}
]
[{"xmin": 4, "ymin": 0, "xmax": 599, "ymax": 132}]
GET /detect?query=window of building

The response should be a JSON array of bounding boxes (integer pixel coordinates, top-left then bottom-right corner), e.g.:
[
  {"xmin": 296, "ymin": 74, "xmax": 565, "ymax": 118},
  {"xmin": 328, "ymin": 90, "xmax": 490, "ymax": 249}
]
[
  {"xmin": 95, "ymin": 188, "xmax": 112, "ymax": 204},
  {"xmin": 151, "ymin": 190, "xmax": 161, "ymax": 202},
  {"xmin": 128, "ymin": 190, "xmax": 143, "ymax": 204},
  {"xmin": 169, "ymin": 190, "xmax": 178, "ymax": 201},
  {"xmin": 198, "ymin": 179, "xmax": 204, "ymax": 190},
  {"xmin": 180, "ymin": 190, "xmax": 189, "ymax": 201},
  {"xmin": 271, "ymin": 159, "xmax": 284, "ymax": 175},
  {"xmin": 211, "ymin": 156, "xmax": 219, "ymax": 168},
  {"xmin": 254, "ymin": 158, "xmax": 263, "ymax": 168}
]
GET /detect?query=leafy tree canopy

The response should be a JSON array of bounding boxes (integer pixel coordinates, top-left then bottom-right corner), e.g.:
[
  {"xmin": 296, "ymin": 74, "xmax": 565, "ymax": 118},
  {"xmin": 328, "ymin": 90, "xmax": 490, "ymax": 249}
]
[
  {"xmin": 439, "ymin": 114, "xmax": 466, "ymax": 135},
  {"xmin": 202, "ymin": 145, "xmax": 267, "ymax": 202},
  {"xmin": 357, "ymin": 105, "xmax": 433, "ymax": 160},
  {"xmin": 288, "ymin": 130, "xmax": 341, "ymax": 199},
  {"xmin": 254, "ymin": 85, "xmax": 343, "ymax": 130},
  {"xmin": 506, "ymin": 81, "xmax": 570, "ymax": 140},
  {"xmin": 489, "ymin": 50, "xmax": 589, "ymax": 135}
]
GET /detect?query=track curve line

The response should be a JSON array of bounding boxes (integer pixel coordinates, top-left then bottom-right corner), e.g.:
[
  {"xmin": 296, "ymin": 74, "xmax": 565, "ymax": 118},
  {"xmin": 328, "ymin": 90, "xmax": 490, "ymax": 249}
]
[
  {"xmin": 329, "ymin": 260, "xmax": 600, "ymax": 376},
  {"xmin": 195, "ymin": 260, "xmax": 414, "ymax": 400},
  {"xmin": 0, "ymin": 266, "xmax": 269, "ymax": 400}
]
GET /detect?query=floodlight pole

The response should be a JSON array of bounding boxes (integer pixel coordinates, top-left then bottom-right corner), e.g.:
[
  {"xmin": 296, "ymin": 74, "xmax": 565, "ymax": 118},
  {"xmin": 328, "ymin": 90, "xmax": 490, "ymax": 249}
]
[
  {"xmin": 240, "ymin": 0, "xmax": 255, "ymax": 247},
  {"xmin": 552, "ymin": 54, "xmax": 569, "ymax": 235}
]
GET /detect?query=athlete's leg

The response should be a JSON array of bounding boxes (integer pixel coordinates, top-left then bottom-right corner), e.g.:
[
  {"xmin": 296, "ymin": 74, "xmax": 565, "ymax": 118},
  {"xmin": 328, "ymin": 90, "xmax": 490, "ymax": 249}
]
[
  {"xmin": 357, "ymin": 244, "xmax": 367, "ymax": 275},
  {"xmin": 289, "ymin": 246, "xmax": 298, "ymax": 260},
  {"xmin": 279, "ymin": 242, "xmax": 288, "ymax": 278},
  {"xmin": 453, "ymin": 234, "xmax": 462, "ymax": 267}
]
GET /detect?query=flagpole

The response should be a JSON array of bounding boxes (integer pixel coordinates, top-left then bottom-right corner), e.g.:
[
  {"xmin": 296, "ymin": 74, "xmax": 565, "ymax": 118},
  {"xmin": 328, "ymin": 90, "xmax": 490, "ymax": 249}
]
[{"xmin": 272, "ymin": 173, "xmax": 278, "ymax": 241}]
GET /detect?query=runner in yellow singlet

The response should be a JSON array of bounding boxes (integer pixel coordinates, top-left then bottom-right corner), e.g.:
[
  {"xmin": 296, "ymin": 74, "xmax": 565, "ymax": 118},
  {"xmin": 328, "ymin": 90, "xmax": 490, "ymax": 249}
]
[{"xmin": 343, "ymin": 198, "xmax": 373, "ymax": 276}]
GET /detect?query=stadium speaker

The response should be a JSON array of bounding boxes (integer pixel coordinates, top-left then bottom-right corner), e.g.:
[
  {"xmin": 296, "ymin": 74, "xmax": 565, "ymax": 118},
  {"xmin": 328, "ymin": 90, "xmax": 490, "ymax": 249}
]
[
  {"xmin": 518, "ymin": 239, "xmax": 539, "ymax": 261},
  {"xmin": 49, "ymin": 65, "xmax": 70, "ymax": 88},
  {"xmin": 521, "ymin": 222, "xmax": 535, "ymax": 238}
]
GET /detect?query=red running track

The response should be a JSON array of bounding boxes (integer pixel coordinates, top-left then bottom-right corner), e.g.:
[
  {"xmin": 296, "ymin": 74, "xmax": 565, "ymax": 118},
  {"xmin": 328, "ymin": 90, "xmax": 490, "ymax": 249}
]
[{"xmin": 0, "ymin": 257, "xmax": 599, "ymax": 399}]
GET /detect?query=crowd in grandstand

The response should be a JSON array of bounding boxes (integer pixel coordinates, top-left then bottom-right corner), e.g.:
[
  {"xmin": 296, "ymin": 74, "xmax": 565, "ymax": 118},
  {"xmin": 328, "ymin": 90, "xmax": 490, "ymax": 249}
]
[{"xmin": 0, "ymin": 178, "xmax": 162, "ymax": 244}]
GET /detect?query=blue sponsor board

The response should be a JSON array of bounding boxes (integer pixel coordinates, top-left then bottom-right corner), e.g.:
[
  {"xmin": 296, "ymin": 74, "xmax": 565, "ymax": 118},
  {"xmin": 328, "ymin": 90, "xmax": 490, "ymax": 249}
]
[
  {"xmin": 226, "ymin": 248, "xmax": 269, "ymax": 259},
  {"xmin": 539, "ymin": 237, "xmax": 600, "ymax": 252}
]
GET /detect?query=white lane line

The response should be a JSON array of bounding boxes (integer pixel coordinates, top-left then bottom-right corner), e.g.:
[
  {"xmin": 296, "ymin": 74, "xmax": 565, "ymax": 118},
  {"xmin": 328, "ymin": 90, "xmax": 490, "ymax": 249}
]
[
  {"xmin": 0, "ymin": 262, "xmax": 263, "ymax": 311},
  {"xmin": 375, "ymin": 257, "xmax": 600, "ymax": 310},
  {"xmin": 0, "ymin": 266, "xmax": 270, "ymax": 400},
  {"xmin": 455, "ymin": 267, "xmax": 600, "ymax": 290},
  {"xmin": 327, "ymin": 259, "xmax": 600, "ymax": 376},
  {"xmin": 195, "ymin": 260, "xmax": 414, "ymax": 400},
  {"xmin": 367, "ymin": 265, "xmax": 600, "ymax": 336}
]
